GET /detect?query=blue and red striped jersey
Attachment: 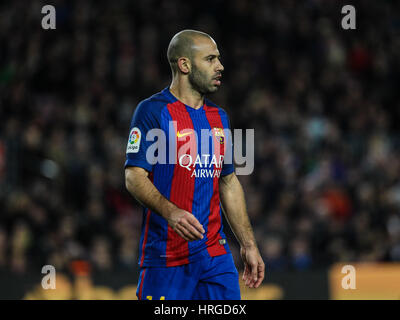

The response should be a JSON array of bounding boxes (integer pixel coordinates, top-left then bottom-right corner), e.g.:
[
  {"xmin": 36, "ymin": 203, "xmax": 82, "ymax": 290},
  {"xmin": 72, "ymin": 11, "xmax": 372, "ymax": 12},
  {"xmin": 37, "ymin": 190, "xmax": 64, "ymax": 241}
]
[{"xmin": 125, "ymin": 87, "xmax": 234, "ymax": 267}]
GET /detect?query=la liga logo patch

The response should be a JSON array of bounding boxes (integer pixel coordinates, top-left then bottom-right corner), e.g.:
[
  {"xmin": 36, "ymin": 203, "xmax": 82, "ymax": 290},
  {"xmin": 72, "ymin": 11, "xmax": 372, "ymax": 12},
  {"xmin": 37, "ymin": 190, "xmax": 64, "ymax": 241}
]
[
  {"xmin": 129, "ymin": 129, "xmax": 140, "ymax": 144},
  {"xmin": 126, "ymin": 127, "xmax": 141, "ymax": 153}
]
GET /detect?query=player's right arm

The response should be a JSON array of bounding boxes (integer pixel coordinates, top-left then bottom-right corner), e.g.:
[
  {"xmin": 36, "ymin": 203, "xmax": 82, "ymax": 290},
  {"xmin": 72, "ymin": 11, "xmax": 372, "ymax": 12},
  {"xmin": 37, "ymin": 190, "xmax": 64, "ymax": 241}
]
[
  {"xmin": 125, "ymin": 166, "xmax": 204, "ymax": 241},
  {"xmin": 124, "ymin": 99, "xmax": 204, "ymax": 242}
]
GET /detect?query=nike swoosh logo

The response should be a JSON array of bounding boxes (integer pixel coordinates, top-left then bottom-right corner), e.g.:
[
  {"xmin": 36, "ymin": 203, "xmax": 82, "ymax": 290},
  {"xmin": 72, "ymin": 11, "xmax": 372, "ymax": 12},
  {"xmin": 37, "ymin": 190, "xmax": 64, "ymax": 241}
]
[{"xmin": 177, "ymin": 131, "xmax": 193, "ymax": 138}]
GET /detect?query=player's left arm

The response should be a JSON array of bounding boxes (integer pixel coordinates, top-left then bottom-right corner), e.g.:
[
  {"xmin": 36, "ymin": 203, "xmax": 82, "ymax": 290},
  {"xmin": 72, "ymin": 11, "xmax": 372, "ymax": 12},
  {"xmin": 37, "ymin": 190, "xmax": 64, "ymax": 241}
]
[{"xmin": 219, "ymin": 172, "xmax": 265, "ymax": 288}]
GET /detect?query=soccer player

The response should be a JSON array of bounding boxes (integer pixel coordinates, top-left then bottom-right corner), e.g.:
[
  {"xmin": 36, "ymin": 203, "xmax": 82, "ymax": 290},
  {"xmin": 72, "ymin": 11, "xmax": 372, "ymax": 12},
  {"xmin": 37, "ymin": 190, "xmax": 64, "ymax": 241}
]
[{"xmin": 124, "ymin": 30, "xmax": 264, "ymax": 300}]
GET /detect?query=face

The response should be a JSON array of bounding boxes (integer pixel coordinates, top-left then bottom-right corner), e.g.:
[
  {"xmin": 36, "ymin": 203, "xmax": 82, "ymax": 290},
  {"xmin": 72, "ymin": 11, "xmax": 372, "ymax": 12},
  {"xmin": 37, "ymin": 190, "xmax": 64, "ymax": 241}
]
[{"xmin": 188, "ymin": 37, "xmax": 224, "ymax": 95}]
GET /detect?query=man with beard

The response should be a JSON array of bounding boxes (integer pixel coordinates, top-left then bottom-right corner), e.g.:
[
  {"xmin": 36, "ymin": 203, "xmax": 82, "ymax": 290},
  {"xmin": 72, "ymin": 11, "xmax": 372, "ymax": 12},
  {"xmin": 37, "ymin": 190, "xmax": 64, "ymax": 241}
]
[{"xmin": 124, "ymin": 30, "xmax": 264, "ymax": 300}]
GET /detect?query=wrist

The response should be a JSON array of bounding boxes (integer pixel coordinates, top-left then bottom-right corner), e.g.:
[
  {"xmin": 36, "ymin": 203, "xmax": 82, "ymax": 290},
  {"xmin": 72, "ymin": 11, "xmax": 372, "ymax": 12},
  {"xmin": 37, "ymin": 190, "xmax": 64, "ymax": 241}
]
[
  {"xmin": 241, "ymin": 240, "xmax": 257, "ymax": 250},
  {"xmin": 160, "ymin": 201, "xmax": 176, "ymax": 220}
]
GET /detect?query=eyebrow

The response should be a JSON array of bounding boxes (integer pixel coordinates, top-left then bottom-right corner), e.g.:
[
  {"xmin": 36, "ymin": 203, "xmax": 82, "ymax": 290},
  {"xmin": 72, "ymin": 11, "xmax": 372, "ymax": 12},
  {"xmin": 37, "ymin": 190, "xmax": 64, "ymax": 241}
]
[{"xmin": 204, "ymin": 54, "xmax": 221, "ymax": 60}]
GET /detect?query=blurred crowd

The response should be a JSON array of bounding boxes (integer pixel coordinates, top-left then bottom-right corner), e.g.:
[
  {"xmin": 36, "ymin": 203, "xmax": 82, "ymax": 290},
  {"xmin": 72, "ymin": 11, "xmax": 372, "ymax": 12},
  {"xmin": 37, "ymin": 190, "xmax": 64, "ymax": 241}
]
[{"xmin": 1, "ymin": 0, "xmax": 400, "ymax": 276}]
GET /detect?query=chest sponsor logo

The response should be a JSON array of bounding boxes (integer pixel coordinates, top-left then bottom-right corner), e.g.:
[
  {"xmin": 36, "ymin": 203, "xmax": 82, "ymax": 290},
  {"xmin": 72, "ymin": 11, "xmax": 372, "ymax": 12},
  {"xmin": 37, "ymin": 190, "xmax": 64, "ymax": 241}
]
[{"xmin": 179, "ymin": 154, "xmax": 224, "ymax": 178}]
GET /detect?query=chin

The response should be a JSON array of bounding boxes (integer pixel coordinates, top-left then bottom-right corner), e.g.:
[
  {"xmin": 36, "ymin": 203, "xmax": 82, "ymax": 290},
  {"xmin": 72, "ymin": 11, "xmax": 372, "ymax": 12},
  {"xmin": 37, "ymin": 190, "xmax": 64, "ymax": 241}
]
[{"xmin": 208, "ymin": 86, "xmax": 220, "ymax": 94}]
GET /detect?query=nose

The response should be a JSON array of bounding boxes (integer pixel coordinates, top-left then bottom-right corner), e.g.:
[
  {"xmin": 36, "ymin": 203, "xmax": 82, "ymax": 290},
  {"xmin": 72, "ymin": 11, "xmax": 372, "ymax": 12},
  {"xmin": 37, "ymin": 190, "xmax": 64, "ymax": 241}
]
[{"xmin": 216, "ymin": 59, "xmax": 224, "ymax": 72}]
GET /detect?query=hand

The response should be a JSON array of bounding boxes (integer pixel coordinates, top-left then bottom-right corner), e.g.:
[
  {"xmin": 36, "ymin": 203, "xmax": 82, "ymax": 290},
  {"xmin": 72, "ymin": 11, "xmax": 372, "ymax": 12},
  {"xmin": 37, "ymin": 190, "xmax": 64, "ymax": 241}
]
[
  {"xmin": 240, "ymin": 245, "xmax": 265, "ymax": 288},
  {"xmin": 167, "ymin": 209, "xmax": 205, "ymax": 242}
]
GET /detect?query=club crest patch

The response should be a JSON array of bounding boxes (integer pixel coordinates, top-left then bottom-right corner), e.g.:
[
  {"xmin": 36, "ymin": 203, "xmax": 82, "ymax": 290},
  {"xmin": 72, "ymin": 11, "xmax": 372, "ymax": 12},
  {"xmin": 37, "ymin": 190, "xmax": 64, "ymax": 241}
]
[{"xmin": 213, "ymin": 127, "xmax": 225, "ymax": 144}]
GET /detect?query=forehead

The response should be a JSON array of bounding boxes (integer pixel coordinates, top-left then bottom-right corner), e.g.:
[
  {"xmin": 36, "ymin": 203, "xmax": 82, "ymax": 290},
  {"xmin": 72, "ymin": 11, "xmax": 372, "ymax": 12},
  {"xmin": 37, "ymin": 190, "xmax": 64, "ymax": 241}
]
[{"xmin": 191, "ymin": 36, "xmax": 220, "ymax": 57}]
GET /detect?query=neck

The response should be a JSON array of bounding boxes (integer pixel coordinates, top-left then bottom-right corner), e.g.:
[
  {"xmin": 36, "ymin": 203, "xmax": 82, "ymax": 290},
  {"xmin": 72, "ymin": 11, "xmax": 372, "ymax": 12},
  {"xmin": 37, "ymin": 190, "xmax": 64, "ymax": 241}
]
[{"xmin": 169, "ymin": 77, "xmax": 204, "ymax": 109}]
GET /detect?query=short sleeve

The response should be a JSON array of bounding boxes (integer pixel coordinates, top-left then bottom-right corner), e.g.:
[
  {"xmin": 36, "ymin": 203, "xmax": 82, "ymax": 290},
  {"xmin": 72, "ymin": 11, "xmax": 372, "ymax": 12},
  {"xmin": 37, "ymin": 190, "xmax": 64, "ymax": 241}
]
[{"xmin": 124, "ymin": 100, "xmax": 160, "ymax": 172}]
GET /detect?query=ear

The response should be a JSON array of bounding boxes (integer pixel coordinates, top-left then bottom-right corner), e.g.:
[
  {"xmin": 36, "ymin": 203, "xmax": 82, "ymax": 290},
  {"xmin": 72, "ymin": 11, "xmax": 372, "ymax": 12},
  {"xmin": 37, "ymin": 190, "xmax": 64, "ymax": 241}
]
[{"xmin": 177, "ymin": 57, "xmax": 191, "ymax": 74}]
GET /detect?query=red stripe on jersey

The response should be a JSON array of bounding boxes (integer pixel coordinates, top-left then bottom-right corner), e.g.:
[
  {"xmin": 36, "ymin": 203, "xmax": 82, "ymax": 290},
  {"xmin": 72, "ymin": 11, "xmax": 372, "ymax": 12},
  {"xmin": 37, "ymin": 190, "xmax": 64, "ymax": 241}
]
[
  {"xmin": 165, "ymin": 101, "xmax": 197, "ymax": 266},
  {"xmin": 204, "ymin": 105, "xmax": 227, "ymax": 256}
]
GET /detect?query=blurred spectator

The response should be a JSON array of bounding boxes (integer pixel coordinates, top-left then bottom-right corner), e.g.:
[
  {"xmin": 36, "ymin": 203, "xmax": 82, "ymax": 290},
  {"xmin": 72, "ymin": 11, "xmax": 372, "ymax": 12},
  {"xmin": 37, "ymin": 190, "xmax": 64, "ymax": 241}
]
[
  {"xmin": 261, "ymin": 235, "xmax": 288, "ymax": 271},
  {"xmin": 289, "ymin": 237, "xmax": 312, "ymax": 271}
]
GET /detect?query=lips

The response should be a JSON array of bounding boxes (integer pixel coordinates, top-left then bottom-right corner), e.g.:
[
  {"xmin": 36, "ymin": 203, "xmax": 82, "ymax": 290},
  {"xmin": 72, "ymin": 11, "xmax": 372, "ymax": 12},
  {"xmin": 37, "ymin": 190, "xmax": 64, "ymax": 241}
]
[{"xmin": 213, "ymin": 75, "xmax": 222, "ymax": 85}]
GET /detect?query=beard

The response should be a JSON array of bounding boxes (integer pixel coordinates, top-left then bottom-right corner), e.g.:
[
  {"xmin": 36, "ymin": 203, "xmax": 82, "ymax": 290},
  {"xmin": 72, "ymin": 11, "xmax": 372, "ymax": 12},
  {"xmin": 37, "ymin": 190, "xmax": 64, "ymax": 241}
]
[{"xmin": 188, "ymin": 63, "xmax": 219, "ymax": 95}]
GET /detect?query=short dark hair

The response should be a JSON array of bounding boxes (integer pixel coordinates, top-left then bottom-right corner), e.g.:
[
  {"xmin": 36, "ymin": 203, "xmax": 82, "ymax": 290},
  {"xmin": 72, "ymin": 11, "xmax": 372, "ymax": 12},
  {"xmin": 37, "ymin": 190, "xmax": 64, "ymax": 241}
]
[{"xmin": 167, "ymin": 29, "xmax": 212, "ymax": 75}]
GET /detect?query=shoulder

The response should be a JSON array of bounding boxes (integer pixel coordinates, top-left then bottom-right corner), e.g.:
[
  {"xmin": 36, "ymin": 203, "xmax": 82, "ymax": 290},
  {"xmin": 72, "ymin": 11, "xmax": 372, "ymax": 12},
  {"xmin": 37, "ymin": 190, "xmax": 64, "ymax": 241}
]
[
  {"xmin": 136, "ymin": 92, "xmax": 169, "ymax": 113},
  {"xmin": 132, "ymin": 91, "xmax": 171, "ymax": 121}
]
